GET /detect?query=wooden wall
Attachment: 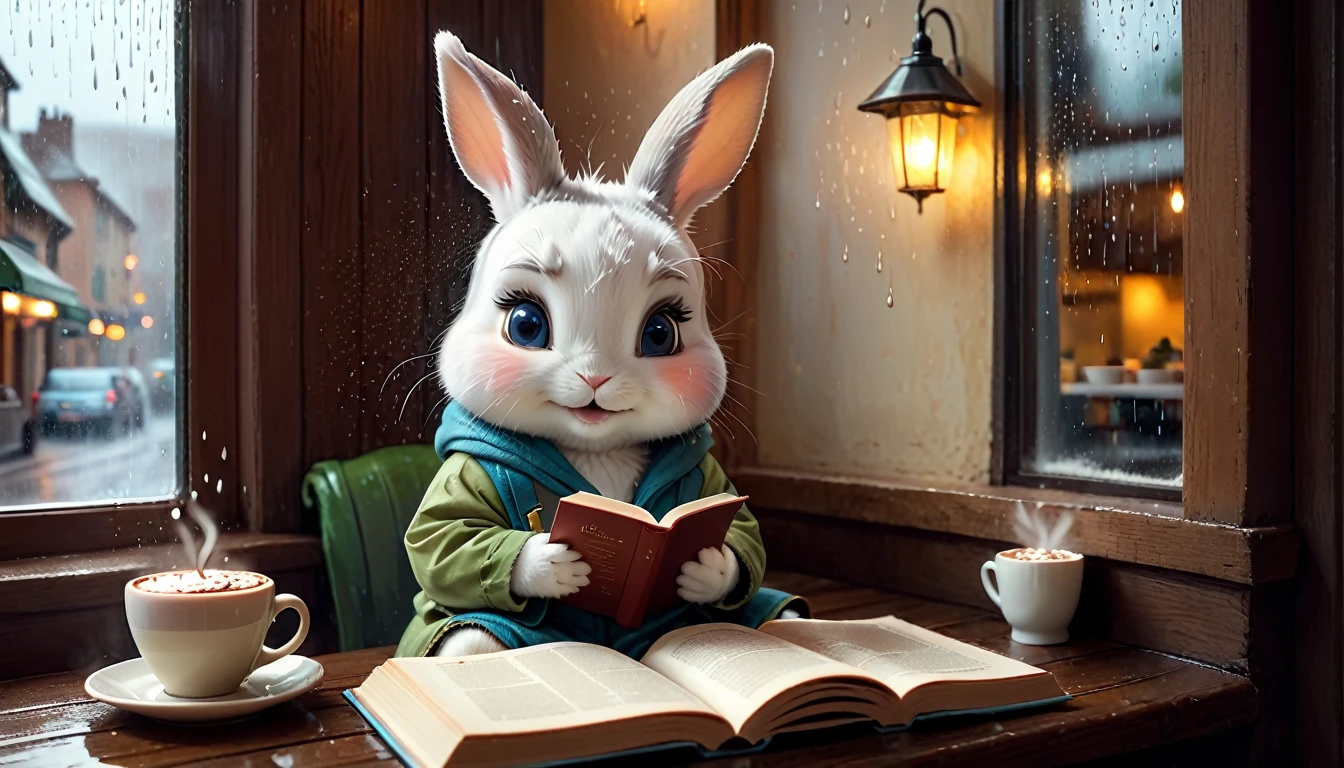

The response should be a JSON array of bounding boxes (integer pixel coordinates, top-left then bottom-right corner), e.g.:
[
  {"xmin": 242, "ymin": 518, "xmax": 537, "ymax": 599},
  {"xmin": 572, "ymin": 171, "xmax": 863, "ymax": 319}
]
[{"xmin": 242, "ymin": 0, "xmax": 542, "ymax": 532}]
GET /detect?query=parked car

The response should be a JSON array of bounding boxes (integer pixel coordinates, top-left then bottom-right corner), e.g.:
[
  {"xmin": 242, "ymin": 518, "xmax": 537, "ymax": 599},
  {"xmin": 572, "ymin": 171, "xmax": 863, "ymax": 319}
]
[
  {"xmin": 122, "ymin": 367, "xmax": 149, "ymax": 430},
  {"xmin": 147, "ymin": 357, "xmax": 175, "ymax": 413},
  {"xmin": 0, "ymin": 385, "xmax": 36, "ymax": 457},
  {"xmin": 36, "ymin": 368, "xmax": 137, "ymax": 438}
]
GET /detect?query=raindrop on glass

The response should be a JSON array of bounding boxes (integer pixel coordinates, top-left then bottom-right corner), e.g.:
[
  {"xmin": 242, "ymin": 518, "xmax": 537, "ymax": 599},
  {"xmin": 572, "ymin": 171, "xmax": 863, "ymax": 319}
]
[
  {"xmin": 886, "ymin": 288, "xmax": 894, "ymax": 308},
  {"xmin": 843, "ymin": 5, "xmax": 850, "ymax": 23}
]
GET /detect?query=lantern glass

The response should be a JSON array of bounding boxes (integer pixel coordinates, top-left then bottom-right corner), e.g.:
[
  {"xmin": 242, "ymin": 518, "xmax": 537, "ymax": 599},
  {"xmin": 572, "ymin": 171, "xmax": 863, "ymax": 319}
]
[{"xmin": 885, "ymin": 103, "xmax": 959, "ymax": 196}]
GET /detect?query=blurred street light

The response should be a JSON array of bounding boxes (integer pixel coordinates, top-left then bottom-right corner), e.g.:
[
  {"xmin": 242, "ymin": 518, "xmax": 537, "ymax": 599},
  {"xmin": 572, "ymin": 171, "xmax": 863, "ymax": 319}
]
[
  {"xmin": 124, "ymin": 254, "xmax": 139, "ymax": 271},
  {"xmin": 88, "ymin": 318, "xmax": 106, "ymax": 336},
  {"xmin": 133, "ymin": 291, "xmax": 146, "ymax": 305},
  {"xmin": 105, "ymin": 324, "xmax": 126, "ymax": 341},
  {"xmin": 141, "ymin": 315, "xmax": 154, "ymax": 329}
]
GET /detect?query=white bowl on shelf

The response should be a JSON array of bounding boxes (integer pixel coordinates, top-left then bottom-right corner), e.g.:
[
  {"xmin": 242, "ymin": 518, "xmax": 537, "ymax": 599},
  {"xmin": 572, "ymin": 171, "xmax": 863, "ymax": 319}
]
[
  {"xmin": 1136, "ymin": 368, "xmax": 1179, "ymax": 385},
  {"xmin": 1082, "ymin": 366, "xmax": 1125, "ymax": 385}
]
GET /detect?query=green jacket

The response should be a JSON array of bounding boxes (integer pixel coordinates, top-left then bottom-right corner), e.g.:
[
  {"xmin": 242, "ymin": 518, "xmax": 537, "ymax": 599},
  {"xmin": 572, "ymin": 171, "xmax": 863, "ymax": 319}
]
[{"xmin": 396, "ymin": 451, "xmax": 766, "ymax": 657}]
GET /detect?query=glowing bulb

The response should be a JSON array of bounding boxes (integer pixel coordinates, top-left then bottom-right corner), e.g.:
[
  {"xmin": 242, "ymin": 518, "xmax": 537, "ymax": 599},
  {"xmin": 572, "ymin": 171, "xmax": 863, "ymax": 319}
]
[
  {"xmin": 141, "ymin": 315, "xmax": 154, "ymax": 329},
  {"xmin": 1170, "ymin": 189, "xmax": 1185, "ymax": 213},
  {"xmin": 133, "ymin": 291, "xmax": 146, "ymax": 305},
  {"xmin": 88, "ymin": 318, "xmax": 106, "ymax": 335},
  {"xmin": 105, "ymin": 324, "xmax": 126, "ymax": 341},
  {"xmin": 1036, "ymin": 170, "xmax": 1053, "ymax": 196},
  {"xmin": 908, "ymin": 137, "xmax": 938, "ymax": 171},
  {"xmin": 124, "ymin": 254, "xmax": 139, "ymax": 271},
  {"xmin": 1, "ymin": 293, "xmax": 19, "ymax": 314},
  {"xmin": 32, "ymin": 301, "xmax": 56, "ymax": 319}
]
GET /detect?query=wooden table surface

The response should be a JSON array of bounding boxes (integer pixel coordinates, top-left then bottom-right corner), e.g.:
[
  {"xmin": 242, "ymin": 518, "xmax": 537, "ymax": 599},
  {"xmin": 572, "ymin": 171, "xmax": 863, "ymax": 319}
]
[{"xmin": 0, "ymin": 571, "xmax": 1257, "ymax": 767}]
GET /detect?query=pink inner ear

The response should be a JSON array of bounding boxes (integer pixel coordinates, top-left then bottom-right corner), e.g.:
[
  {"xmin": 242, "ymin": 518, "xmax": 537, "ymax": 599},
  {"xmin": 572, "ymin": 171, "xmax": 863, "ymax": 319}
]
[
  {"xmin": 672, "ymin": 59, "xmax": 770, "ymax": 219},
  {"xmin": 440, "ymin": 51, "xmax": 511, "ymax": 195}
]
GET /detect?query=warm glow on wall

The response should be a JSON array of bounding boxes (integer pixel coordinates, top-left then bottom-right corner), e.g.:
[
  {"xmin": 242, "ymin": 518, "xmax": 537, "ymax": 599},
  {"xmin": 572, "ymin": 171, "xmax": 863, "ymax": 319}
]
[
  {"xmin": 1, "ymin": 293, "xmax": 19, "ymax": 315},
  {"xmin": 105, "ymin": 324, "xmax": 127, "ymax": 341},
  {"xmin": 88, "ymin": 318, "xmax": 106, "ymax": 335},
  {"xmin": 124, "ymin": 254, "xmax": 139, "ymax": 271},
  {"xmin": 133, "ymin": 291, "xmax": 147, "ymax": 305},
  {"xmin": 1170, "ymin": 188, "xmax": 1185, "ymax": 213},
  {"xmin": 31, "ymin": 300, "xmax": 56, "ymax": 319},
  {"xmin": 141, "ymin": 315, "xmax": 154, "ymax": 329}
]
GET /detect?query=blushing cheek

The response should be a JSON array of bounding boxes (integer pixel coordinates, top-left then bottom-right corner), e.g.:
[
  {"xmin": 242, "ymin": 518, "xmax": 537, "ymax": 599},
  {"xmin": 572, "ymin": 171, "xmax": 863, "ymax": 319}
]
[
  {"xmin": 655, "ymin": 359, "xmax": 720, "ymax": 406},
  {"xmin": 476, "ymin": 348, "xmax": 531, "ymax": 398}
]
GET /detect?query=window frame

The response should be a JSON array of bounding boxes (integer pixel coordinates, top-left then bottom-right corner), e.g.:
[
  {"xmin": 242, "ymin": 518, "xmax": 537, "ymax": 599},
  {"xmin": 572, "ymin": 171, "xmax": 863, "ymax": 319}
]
[
  {"xmin": 992, "ymin": 0, "xmax": 1295, "ymax": 521},
  {"xmin": 0, "ymin": 1, "xmax": 244, "ymax": 559},
  {"xmin": 994, "ymin": 0, "xmax": 1183, "ymax": 503}
]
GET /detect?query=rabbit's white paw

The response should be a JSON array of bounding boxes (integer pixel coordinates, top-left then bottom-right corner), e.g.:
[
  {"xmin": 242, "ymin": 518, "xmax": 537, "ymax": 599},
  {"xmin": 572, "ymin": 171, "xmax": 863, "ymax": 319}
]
[
  {"xmin": 435, "ymin": 627, "xmax": 507, "ymax": 657},
  {"xmin": 510, "ymin": 533, "xmax": 592, "ymax": 599},
  {"xmin": 676, "ymin": 544, "xmax": 740, "ymax": 604}
]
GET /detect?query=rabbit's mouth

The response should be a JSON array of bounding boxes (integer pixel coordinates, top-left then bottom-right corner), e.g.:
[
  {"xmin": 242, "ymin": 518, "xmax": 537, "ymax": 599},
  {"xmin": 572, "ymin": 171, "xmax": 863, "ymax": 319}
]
[{"xmin": 568, "ymin": 400, "xmax": 621, "ymax": 425}]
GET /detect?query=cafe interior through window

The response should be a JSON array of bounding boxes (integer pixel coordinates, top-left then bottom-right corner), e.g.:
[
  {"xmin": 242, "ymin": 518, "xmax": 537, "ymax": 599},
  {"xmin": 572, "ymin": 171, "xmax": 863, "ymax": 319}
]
[
  {"xmin": 0, "ymin": 2, "xmax": 179, "ymax": 508},
  {"xmin": 1019, "ymin": 0, "xmax": 1182, "ymax": 489}
]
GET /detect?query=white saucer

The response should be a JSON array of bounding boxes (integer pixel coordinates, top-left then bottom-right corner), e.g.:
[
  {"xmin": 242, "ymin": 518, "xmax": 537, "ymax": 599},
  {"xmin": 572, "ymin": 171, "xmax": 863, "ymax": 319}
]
[{"xmin": 84, "ymin": 655, "xmax": 325, "ymax": 723}]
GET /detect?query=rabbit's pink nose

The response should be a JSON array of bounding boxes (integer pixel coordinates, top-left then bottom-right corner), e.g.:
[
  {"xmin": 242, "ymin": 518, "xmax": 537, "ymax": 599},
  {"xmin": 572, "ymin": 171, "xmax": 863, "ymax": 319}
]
[{"xmin": 578, "ymin": 373, "xmax": 611, "ymax": 390}]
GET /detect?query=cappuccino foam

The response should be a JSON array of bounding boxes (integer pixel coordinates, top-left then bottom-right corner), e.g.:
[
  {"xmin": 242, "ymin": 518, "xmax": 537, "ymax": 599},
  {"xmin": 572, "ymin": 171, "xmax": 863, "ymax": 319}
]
[
  {"xmin": 134, "ymin": 569, "xmax": 267, "ymax": 594},
  {"xmin": 1003, "ymin": 547, "xmax": 1078, "ymax": 562}
]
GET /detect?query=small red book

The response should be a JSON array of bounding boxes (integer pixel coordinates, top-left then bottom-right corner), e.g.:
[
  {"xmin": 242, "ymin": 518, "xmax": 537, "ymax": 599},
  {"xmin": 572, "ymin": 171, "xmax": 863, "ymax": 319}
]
[{"xmin": 549, "ymin": 491, "xmax": 746, "ymax": 628}]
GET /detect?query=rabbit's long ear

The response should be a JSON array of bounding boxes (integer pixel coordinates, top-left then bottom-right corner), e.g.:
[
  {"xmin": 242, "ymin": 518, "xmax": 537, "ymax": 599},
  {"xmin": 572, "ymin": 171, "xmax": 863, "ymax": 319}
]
[
  {"xmin": 626, "ymin": 44, "xmax": 773, "ymax": 228},
  {"xmin": 435, "ymin": 31, "xmax": 565, "ymax": 222}
]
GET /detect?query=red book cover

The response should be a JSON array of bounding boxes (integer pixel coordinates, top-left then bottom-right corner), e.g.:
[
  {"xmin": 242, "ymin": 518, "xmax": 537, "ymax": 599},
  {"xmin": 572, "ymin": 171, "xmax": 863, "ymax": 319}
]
[{"xmin": 549, "ymin": 492, "xmax": 747, "ymax": 628}]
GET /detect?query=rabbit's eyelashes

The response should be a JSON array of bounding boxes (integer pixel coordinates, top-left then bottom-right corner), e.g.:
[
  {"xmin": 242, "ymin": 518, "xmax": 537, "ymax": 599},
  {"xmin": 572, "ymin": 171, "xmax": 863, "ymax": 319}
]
[{"xmin": 431, "ymin": 30, "xmax": 772, "ymax": 475}]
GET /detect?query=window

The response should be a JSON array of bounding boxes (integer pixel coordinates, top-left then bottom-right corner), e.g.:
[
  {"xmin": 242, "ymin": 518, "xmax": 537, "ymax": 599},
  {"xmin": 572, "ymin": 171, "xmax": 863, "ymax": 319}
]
[
  {"xmin": 1005, "ymin": 0, "xmax": 1183, "ymax": 494},
  {"xmin": 0, "ymin": 1, "xmax": 180, "ymax": 509}
]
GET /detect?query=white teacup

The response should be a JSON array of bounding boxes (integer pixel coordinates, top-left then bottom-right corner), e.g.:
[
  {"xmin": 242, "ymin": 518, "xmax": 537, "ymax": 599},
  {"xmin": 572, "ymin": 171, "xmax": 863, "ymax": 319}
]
[
  {"xmin": 124, "ymin": 570, "xmax": 310, "ymax": 698},
  {"xmin": 980, "ymin": 548, "xmax": 1084, "ymax": 646}
]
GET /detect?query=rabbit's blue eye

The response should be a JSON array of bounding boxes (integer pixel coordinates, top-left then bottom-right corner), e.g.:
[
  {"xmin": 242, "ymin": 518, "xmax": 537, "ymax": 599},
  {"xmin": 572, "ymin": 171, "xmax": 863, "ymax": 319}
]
[
  {"xmin": 506, "ymin": 302, "xmax": 550, "ymax": 349},
  {"xmin": 640, "ymin": 311, "xmax": 680, "ymax": 357}
]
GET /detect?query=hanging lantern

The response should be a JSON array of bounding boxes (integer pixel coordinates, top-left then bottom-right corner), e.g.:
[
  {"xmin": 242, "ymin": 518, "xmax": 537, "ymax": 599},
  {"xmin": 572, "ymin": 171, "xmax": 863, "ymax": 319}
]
[{"xmin": 858, "ymin": 0, "xmax": 980, "ymax": 213}]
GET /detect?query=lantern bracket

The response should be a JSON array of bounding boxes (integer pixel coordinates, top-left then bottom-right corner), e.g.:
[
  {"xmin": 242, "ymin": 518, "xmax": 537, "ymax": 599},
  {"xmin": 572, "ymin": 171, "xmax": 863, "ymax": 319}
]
[{"xmin": 915, "ymin": 1, "xmax": 963, "ymax": 77}]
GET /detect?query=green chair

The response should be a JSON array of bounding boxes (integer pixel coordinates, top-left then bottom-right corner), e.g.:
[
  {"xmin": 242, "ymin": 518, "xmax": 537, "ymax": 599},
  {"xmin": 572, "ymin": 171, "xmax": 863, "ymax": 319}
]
[{"xmin": 302, "ymin": 444, "xmax": 443, "ymax": 651}]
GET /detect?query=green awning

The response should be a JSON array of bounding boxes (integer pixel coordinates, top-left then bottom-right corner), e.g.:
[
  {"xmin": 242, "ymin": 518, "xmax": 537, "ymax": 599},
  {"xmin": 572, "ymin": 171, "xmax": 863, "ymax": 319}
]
[{"xmin": 0, "ymin": 239, "xmax": 91, "ymax": 324}]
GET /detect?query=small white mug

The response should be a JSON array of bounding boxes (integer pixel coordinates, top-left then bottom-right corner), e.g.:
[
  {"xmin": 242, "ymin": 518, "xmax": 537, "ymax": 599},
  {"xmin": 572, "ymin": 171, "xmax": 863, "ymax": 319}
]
[
  {"xmin": 124, "ymin": 571, "xmax": 310, "ymax": 698},
  {"xmin": 980, "ymin": 548, "xmax": 1084, "ymax": 646}
]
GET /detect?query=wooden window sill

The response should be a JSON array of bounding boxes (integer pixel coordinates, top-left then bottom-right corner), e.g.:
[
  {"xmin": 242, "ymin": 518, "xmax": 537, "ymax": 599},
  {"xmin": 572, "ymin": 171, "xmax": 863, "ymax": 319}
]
[
  {"xmin": 0, "ymin": 533, "xmax": 323, "ymax": 615},
  {"xmin": 734, "ymin": 467, "xmax": 1299, "ymax": 585},
  {"xmin": 0, "ymin": 571, "xmax": 1255, "ymax": 765},
  {"xmin": 0, "ymin": 533, "xmax": 327, "ymax": 681}
]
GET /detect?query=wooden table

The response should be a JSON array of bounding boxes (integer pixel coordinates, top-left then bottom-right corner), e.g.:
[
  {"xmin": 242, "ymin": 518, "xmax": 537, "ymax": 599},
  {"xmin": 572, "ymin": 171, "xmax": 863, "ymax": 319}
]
[{"xmin": 0, "ymin": 572, "xmax": 1257, "ymax": 767}]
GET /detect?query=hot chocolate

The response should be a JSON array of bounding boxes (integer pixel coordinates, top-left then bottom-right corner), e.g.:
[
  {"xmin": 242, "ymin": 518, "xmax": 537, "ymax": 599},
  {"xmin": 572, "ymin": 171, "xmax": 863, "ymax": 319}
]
[
  {"xmin": 1001, "ymin": 547, "xmax": 1079, "ymax": 562},
  {"xmin": 133, "ymin": 569, "xmax": 268, "ymax": 594}
]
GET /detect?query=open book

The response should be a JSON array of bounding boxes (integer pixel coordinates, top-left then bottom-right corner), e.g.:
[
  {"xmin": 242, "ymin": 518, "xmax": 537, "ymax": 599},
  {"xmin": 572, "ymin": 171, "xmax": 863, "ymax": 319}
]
[
  {"xmin": 347, "ymin": 616, "xmax": 1067, "ymax": 768},
  {"xmin": 549, "ymin": 491, "xmax": 745, "ymax": 627}
]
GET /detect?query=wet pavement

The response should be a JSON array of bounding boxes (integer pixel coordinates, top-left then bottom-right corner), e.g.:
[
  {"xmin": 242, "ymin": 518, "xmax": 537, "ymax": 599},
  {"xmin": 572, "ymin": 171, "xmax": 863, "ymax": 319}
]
[{"xmin": 0, "ymin": 415, "xmax": 177, "ymax": 509}]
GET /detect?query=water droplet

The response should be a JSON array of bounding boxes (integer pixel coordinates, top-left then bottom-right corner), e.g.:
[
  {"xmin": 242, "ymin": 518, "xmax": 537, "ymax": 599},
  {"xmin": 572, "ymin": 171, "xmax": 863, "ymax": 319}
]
[
  {"xmin": 216, "ymin": 478, "xmax": 223, "ymax": 494},
  {"xmin": 876, "ymin": 251, "xmax": 883, "ymax": 273},
  {"xmin": 221, "ymin": 447, "xmax": 227, "ymax": 461},
  {"xmin": 171, "ymin": 507, "xmax": 180, "ymax": 520},
  {"xmin": 843, "ymin": 5, "xmax": 850, "ymax": 23},
  {"xmin": 815, "ymin": 194, "xmax": 821, "ymax": 209},
  {"xmin": 864, "ymin": 14, "xmax": 871, "ymax": 27},
  {"xmin": 886, "ymin": 288, "xmax": 894, "ymax": 308},
  {"xmin": 842, "ymin": 244, "xmax": 849, "ymax": 262},
  {"xmin": 204, "ymin": 473, "xmax": 209, "ymax": 484},
  {"xmin": 202, "ymin": 431, "xmax": 207, "ymax": 441}
]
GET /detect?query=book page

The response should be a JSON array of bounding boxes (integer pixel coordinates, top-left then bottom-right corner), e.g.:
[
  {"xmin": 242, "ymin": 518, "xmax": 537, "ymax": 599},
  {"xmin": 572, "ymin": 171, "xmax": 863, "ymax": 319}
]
[
  {"xmin": 400, "ymin": 643, "xmax": 724, "ymax": 735},
  {"xmin": 762, "ymin": 616, "xmax": 1046, "ymax": 698},
  {"xmin": 640, "ymin": 623, "xmax": 867, "ymax": 731},
  {"xmin": 660, "ymin": 493, "xmax": 744, "ymax": 526},
  {"xmin": 561, "ymin": 491, "xmax": 657, "ymax": 524}
]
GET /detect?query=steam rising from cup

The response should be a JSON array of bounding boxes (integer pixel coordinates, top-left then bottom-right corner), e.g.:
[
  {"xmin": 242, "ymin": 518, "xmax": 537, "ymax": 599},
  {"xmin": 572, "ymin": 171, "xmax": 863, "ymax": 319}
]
[
  {"xmin": 174, "ymin": 500, "xmax": 219, "ymax": 577},
  {"xmin": 1012, "ymin": 501, "xmax": 1075, "ymax": 552}
]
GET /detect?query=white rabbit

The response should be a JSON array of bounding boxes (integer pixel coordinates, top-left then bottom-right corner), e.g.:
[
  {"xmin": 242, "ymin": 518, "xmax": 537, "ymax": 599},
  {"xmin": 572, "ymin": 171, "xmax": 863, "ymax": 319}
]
[{"xmin": 427, "ymin": 32, "xmax": 780, "ymax": 657}]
